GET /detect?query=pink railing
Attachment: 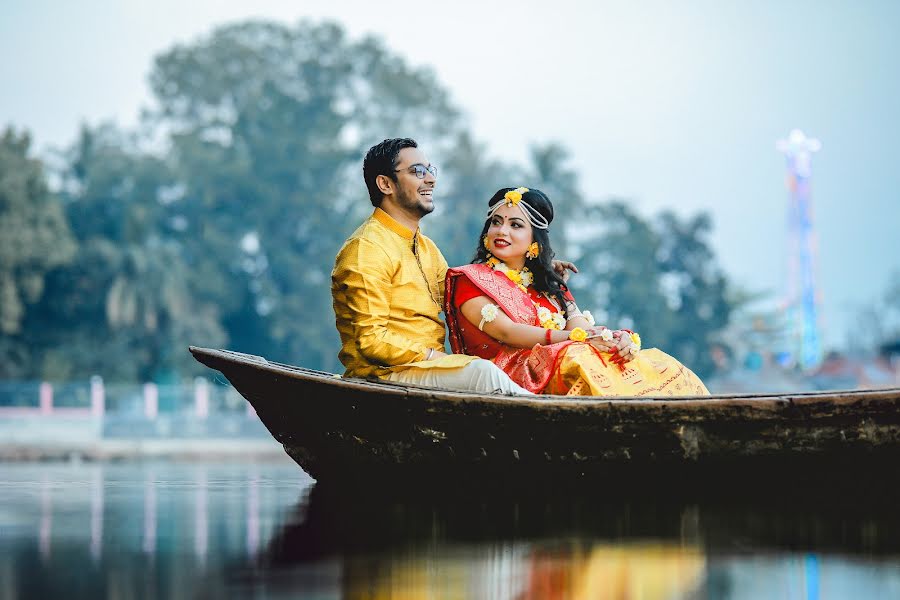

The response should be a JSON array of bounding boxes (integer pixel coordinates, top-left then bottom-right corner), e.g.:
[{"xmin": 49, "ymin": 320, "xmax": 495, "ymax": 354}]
[{"xmin": 0, "ymin": 377, "xmax": 256, "ymax": 420}]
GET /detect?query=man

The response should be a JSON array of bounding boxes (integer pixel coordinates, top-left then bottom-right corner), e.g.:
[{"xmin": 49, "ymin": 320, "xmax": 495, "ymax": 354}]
[{"xmin": 331, "ymin": 138, "xmax": 532, "ymax": 394}]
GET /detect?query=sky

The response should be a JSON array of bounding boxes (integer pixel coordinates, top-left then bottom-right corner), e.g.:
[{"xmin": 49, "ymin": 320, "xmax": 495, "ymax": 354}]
[{"xmin": 3, "ymin": 0, "xmax": 900, "ymax": 350}]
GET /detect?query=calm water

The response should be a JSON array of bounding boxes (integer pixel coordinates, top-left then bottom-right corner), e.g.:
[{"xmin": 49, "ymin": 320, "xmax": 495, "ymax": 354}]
[{"xmin": 1, "ymin": 460, "xmax": 899, "ymax": 599}]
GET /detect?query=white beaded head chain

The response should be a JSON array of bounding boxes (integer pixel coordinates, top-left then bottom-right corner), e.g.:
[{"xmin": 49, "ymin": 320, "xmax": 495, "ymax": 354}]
[{"xmin": 486, "ymin": 187, "xmax": 550, "ymax": 230}]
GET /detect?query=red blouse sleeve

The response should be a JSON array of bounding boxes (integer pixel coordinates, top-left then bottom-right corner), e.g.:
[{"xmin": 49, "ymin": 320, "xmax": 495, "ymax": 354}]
[{"xmin": 453, "ymin": 275, "xmax": 489, "ymax": 306}]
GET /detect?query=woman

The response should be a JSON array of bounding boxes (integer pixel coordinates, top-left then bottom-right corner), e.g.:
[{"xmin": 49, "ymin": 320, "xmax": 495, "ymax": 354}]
[{"xmin": 444, "ymin": 187, "xmax": 710, "ymax": 396}]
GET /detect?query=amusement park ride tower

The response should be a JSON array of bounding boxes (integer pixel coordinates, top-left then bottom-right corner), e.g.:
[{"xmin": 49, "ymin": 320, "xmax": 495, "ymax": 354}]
[{"xmin": 776, "ymin": 129, "xmax": 823, "ymax": 371}]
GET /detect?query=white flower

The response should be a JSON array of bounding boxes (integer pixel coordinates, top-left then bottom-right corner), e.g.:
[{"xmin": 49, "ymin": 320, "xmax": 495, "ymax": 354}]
[
  {"xmin": 551, "ymin": 313, "xmax": 567, "ymax": 329},
  {"xmin": 520, "ymin": 270, "xmax": 533, "ymax": 287},
  {"xmin": 599, "ymin": 328, "xmax": 614, "ymax": 342},
  {"xmin": 537, "ymin": 307, "xmax": 552, "ymax": 322},
  {"xmin": 582, "ymin": 310, "xmax": 595, "ymax": 326},
  {"xmin": 480, "ymin": 303, "xmax": 499, "ymax": 323}
]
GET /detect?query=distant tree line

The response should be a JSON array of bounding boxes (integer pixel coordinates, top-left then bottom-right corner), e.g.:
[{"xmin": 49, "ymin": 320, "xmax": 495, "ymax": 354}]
[{"xmin": 0, "ymin": 20, "xmax": 734, "ymax": 381}]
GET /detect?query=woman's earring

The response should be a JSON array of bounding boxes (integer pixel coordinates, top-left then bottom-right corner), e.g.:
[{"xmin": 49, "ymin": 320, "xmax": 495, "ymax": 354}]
[
  {"xmin": 525, "ymin": 242, "xmax": 540, "ymax": 259},
  {"xmin": 483, "ymin": 236, "xmax": 490, "ymax": 251}
]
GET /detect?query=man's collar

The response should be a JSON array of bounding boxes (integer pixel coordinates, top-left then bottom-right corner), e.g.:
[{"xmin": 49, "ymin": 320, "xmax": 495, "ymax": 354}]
[{"xmin": 373, "ymin": 207, "xmax": 418, "ymax": 240}]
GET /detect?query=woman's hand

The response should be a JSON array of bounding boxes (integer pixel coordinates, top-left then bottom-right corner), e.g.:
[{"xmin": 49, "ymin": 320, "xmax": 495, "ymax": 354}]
[
  {"xmin": 613, "ymin": 330, "xmax": 639, "ymax": 362},
  {"xmin": 585, "ymin": 327, "xmax": 616, "ymax": 352}
]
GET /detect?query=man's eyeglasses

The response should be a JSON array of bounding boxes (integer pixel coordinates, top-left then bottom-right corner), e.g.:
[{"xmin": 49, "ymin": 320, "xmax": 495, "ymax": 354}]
[{"xmin": 395, "ymin": 163, "xmax": 437, "ymax": 179}]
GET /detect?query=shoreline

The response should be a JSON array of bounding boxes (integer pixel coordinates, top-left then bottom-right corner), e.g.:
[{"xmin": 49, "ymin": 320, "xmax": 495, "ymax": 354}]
[{"xmin": 0, "ymin": 438, "xmax": 287, "ymax": 461}]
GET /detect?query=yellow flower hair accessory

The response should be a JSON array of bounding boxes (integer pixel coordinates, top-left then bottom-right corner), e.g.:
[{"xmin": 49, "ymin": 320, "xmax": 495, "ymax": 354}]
[
  {"xmin": 525, "ymin": 241, "xmax": 540, "ymax": 260},
  {"xmin": 487, "ymin": 187, "xmax": 549, "ymax": 230},
  {"xmin": 504, "ymin": 190, "xmax": 523, "ymax": 205}
]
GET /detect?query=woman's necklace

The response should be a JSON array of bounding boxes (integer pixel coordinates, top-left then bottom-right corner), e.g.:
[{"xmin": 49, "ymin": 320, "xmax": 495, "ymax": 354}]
[
  {"xmin": 486, "ymin": 257, "xmax": 564, "ymax": 330},
  {"xmin": 485, "ymin": 257, "xmax": 533, "ymax": 292}
]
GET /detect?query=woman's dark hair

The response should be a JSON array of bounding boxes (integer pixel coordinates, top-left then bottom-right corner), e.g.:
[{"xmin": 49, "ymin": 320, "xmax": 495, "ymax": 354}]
[
  {"xmin": 472, "ymin": 187, "xmax": 570, "ymax": 312},
  {"xmin": 363, "ymin": 138, "xmax": 417, "ymax": 207}
]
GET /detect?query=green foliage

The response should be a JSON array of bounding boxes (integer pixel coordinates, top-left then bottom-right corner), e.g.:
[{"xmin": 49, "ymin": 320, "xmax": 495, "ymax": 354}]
[
  {"xmin": 4, "ymin": 19, "xmax": 737, "ymax": 382},
  {"xmin": 28, "ymin": 125, "xmax": 228, "ymax": 381},
  {"xmin": 0, "ymin": 128, "xmax": 76, "ymax": 377},
  {"xmin": 568, "ymin": 202, "xmax": 732, "ymax": 377},
  {"xmin": 144, "ymin": 20, "xmax": 466, "ymax": 371},
  {"xmin": 428, "ymin": 132, "xmax": 518, "ymax": 267}
]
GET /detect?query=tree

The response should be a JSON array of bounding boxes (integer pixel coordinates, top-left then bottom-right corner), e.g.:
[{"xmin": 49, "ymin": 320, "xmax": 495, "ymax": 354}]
[
  {"xmin": 655, "ymin": 211, "xmax": 732, "ymax": 375},
  {"xmin": 428, "ymin": 132, "xmax": 518, "ymax": 268},
  {"xmin": 0, "ymin": 128, "xmax": 76, "ymax": 377},
  {"xmin": 569, "ymin": 201, "xmax": 675, "ymax": 341},
  {"xmin": 568, "ymin": 202, "xmax": 732, "ymax": 378},
  {"xmin": 522, "ymin": 143, "xmax": 586, "ymax": 260},
  {"xmin": 145, "ymin": 20, "xmax": 466, "ymax": 371},
  {"xmin": 28, "ymin": 124, "xmax": 226, "ymax": 380}
]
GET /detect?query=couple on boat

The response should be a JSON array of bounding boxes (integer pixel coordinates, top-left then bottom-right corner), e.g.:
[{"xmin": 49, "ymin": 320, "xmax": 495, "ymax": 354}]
[{"xmin": 332, "ymin": 138, "xmax": 709, "ymax": 397}]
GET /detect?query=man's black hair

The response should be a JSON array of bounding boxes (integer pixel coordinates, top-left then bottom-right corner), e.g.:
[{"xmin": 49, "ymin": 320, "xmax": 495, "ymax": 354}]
[{"xmin": 363, "ymin": 138, "xmax": 418, "ymax": 207}]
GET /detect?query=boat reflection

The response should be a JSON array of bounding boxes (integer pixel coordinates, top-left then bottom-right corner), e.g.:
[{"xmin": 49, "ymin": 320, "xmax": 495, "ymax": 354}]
[
  {"xmin": 4, "ymin": 462, "xmax": 899, "ymax": 599},
  {"xmin": 330, "ymin": 541, "xmax": 707, "ymax": 599},
  {"xmin": 256, "ymin": 481, "xmax": 900, "ymax": 598}
]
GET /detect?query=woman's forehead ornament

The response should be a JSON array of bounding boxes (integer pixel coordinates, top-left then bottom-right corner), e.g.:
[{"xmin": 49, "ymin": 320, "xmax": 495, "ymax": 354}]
[{"xmin": 486, "ymin": 187, "xmax": 550, "ymax": 230}]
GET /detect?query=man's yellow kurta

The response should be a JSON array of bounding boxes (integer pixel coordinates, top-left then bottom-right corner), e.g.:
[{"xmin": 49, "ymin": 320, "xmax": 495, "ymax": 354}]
[{"xmin": 332, "ymin": 208, "xmax": 474, "ymax": 378}]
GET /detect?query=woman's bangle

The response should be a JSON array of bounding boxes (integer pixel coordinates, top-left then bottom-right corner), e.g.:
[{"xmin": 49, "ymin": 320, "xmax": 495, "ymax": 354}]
[
  {"xmin": 425, "ymin": 348, "xmax": 434, "ymax": 360},
  {"xmin": 545, "ymin": 329, "xmax": 553, "ymax": 345}
]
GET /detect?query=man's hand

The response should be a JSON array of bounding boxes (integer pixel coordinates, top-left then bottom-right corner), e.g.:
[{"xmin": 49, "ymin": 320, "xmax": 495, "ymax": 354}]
[{"xmin": 551, "ymin": 260, "xmax": 578, "ymax": 283}]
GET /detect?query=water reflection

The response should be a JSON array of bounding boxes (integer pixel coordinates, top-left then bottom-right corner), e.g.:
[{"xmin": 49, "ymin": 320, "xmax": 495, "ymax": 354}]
[{"xmin": 1, "ymin": 461, "xmax": 898, "ymax": 599}]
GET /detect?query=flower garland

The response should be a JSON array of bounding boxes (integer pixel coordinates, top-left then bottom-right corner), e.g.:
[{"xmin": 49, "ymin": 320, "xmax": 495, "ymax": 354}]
[
  {"xmin": 485, "ymin": 256, "xmax": 533, "ymax": 292},
  {"xmin": 536, "ymin": 305, "xmax": 567, "ymax": 330}
]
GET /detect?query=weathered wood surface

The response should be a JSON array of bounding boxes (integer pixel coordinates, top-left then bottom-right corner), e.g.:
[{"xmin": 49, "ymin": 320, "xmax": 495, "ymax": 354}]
[{"xmin": 189, "ymin": 346, "xmax": 900, "ymax": 484}]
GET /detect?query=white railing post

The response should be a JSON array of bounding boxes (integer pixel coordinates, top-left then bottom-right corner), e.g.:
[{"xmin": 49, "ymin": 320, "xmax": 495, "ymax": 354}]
[
  {"xmin": 39, "ymin": 382, "xmax": 53, "ymax": 415},
  {"xmin": 143, "ymin": 383, "xmax": 158, "ymax": 420},
  {"xmin": 194, "ymin": 377, "xmax": 209, "ymax": 419},
  {"xmin": 90, "ymin": 375, "xmax": 105, "ymax": 418}
]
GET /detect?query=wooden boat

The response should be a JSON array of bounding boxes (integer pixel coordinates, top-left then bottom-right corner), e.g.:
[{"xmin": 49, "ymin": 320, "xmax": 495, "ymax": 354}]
[{"xmin": 190, "ymin": 346, "xmax": 900, "ymax": 486}]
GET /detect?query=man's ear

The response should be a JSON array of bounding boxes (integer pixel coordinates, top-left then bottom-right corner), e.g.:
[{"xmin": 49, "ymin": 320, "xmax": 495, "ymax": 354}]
[{"xmin": 376, "ymin": 174, "xmax": 395, "ymax": 196}]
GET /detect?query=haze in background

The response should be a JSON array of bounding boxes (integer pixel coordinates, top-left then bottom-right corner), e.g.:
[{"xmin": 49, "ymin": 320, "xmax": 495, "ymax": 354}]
[{"xmin": 4, "ymin": 0, "xmax": 899, "ymax": 348}]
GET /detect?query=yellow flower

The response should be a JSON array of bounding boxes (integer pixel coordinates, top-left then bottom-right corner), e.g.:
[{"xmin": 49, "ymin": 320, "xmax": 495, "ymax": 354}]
[
  {"xmin": 486, "ymin": 257, "xmax": 500, "ymax": 268},
  {"xmin": 505, "ymin": 270, "xmax": 522, "ymax": 284},
  {"xmin": 568, "ymin": 327, "xmax": 588, "ymax": 342},
  {"xmin": 630, "ymin": 332, "xmax": 642, "ymax": 349},
  {"xmin": 504, "ymin": 190, "xmax": 522, "ymax": 205}
]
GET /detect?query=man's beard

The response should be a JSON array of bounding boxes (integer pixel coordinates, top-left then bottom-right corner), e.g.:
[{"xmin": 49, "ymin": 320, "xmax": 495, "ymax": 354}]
[{"xmin": 397, "ymin": 186, "xmax": 434, "ymax": 217}]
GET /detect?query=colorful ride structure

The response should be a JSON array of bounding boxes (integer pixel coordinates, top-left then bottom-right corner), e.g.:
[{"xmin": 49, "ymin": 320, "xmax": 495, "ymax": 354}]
[{"xmin": 777, "ymin": 129, "xmax": 823, "ymax": 371}]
